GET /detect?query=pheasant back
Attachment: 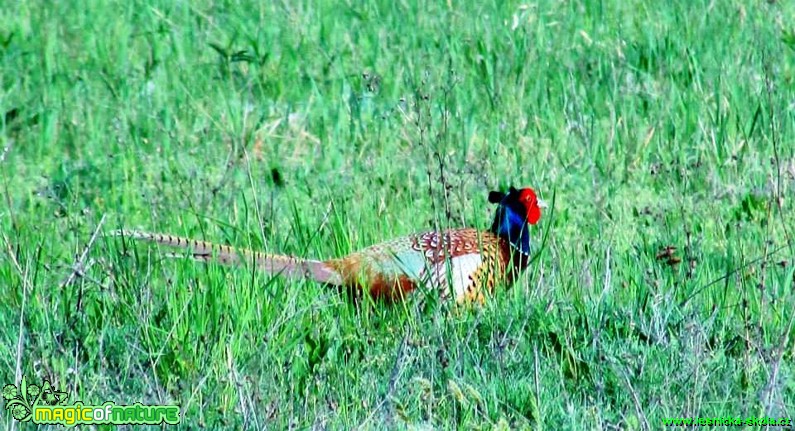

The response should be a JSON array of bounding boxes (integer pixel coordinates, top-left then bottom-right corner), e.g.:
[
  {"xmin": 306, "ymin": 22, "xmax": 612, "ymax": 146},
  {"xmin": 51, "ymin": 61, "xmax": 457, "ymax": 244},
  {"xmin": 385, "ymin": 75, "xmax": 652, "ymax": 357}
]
[{"xmin": 330, "ymin": 228, "xmax": 528, "ymax": 302}]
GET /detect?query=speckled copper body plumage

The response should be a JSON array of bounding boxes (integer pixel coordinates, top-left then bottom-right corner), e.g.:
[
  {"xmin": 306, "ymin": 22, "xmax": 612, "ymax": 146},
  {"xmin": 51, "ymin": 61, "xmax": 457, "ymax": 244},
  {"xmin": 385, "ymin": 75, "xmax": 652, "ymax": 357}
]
[{"xmin": 327, "ymin": 228, "xmax": 529, "ymax": 302}]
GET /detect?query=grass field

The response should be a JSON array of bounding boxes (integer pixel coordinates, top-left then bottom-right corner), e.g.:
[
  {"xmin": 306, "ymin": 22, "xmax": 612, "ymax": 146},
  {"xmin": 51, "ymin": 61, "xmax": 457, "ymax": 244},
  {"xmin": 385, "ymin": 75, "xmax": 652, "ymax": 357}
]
[{"xmin": 2, "ymin": 0, "xmax": 795, "ymax": 429}]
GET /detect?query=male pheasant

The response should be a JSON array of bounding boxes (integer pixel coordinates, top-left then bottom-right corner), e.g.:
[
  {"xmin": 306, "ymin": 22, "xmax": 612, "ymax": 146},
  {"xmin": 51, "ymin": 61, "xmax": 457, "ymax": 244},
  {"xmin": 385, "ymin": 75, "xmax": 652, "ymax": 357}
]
[{"xmin": 113, "ymin": 187, "xmax": 546, "ymax": 303}]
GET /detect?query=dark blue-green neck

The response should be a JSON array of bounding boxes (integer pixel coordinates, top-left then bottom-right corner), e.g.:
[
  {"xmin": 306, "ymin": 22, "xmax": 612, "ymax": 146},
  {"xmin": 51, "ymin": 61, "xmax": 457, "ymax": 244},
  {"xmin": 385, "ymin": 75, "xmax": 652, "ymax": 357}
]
[{"xmin": 490, "ymin": 205, "xmax": 531, "ymax": 255}]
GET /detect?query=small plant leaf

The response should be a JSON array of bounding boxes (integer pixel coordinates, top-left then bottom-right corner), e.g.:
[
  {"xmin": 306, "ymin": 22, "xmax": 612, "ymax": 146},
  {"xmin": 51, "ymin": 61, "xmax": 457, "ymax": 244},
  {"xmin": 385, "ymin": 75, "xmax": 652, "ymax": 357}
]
[{"xmin": 20, "ymin": 376, "xmax": 27, "ymax": 403}]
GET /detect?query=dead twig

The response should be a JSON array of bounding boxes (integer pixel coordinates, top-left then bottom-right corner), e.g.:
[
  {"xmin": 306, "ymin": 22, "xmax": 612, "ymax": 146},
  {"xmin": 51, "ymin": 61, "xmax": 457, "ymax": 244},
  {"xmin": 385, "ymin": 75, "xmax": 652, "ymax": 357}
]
[
  {"xmin": 60, "ymin": 214, "xmax": 106, "ymax": 288},
  {"xmin": 382, "ymin": 334, "xmax": 410, "ymax": 425},
  {"xmin": 1, "ymin": 230, "xmax": 34, "ymax": 431},
  {"xmin": 618, "ymin": 363, "xmax": 650, "ymax": 431}
]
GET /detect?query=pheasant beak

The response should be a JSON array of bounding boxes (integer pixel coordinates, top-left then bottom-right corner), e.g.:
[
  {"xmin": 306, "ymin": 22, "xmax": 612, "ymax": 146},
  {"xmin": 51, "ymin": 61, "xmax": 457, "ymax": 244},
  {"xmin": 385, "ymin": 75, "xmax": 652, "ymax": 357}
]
[{"xmin": 537, "ymin": 199, "xmax": 548, "ymax": 209}]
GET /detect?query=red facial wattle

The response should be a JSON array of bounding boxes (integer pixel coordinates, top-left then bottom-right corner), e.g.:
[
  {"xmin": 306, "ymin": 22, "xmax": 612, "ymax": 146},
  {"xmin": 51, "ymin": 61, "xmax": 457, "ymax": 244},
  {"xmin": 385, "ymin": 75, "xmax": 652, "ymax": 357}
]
[{"xmin": 526, "ymin": 204, "xmax": 541, "ymax": 225}]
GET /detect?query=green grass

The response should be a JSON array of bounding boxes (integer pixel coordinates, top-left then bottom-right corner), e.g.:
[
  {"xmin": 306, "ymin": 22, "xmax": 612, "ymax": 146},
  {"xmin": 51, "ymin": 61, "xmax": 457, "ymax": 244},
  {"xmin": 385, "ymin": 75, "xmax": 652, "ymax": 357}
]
[{"xmin": 2, "ymin": 0, "xmax": 795, "ymax": 429}]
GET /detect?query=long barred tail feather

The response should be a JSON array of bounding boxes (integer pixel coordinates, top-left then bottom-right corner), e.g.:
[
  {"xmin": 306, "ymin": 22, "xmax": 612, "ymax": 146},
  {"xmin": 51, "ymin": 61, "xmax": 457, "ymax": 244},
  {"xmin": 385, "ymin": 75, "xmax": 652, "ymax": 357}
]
[{"xmin": 110, "ymin": 230, "xmax": 343, "ymax": 285}]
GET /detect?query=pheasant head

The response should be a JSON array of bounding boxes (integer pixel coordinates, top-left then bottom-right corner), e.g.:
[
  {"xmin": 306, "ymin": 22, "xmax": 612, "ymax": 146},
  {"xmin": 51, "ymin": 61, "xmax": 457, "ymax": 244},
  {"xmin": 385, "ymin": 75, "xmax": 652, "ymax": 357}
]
[{"xmin": 488, "ymin": 186, "xmax": 547, "ymax": 255}]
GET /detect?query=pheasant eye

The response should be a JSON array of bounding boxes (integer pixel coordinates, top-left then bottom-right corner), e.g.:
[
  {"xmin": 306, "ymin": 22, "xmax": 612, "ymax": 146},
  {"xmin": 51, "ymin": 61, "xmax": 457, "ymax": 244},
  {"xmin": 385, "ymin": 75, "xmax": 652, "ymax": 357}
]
[{"xmin": 517, "ymin": 188, "xmax": 537, "ymax": 205}]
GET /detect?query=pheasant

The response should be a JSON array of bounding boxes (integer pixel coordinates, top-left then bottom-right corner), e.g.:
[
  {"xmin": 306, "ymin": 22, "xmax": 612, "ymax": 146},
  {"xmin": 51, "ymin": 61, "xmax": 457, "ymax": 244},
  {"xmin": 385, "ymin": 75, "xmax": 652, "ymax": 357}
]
[{"xmin": 113, "ymin": 187, "xmax": 547, "ymax": 303}]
